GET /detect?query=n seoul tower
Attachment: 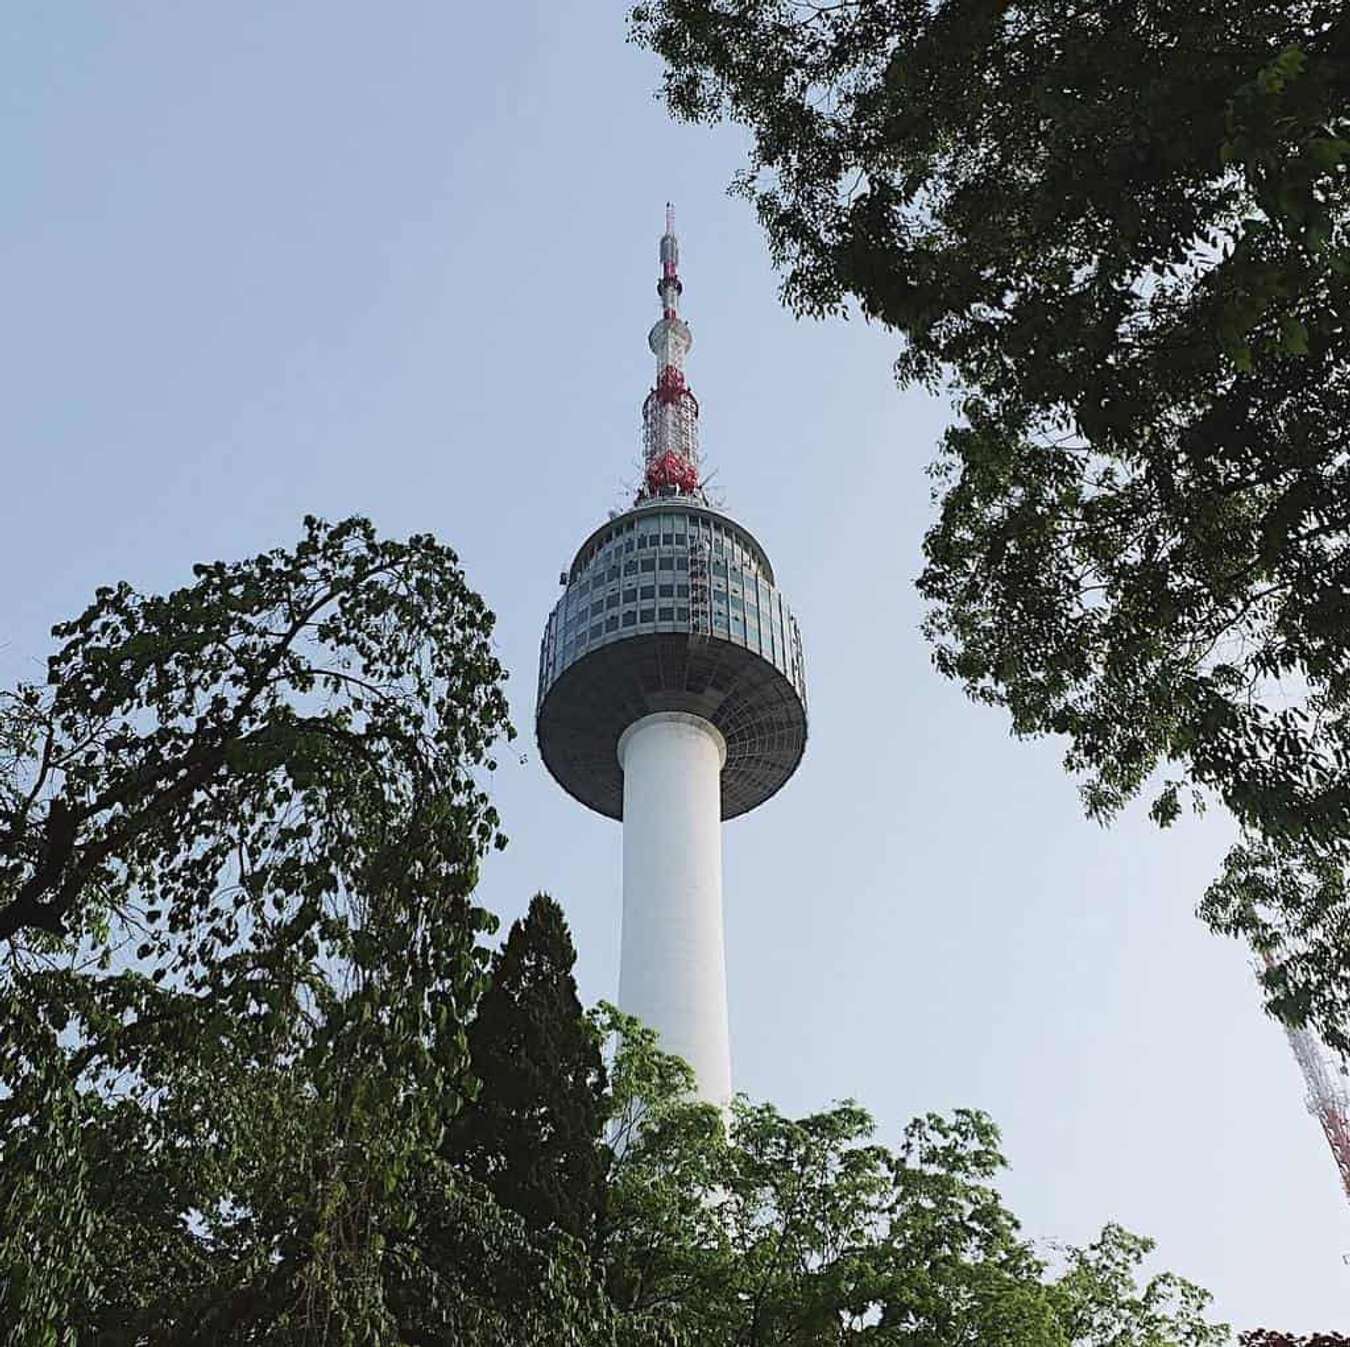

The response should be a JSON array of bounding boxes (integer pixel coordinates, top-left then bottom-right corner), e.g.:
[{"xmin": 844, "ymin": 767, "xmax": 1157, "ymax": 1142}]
[{"xmin": 536, "ymin": 209, "xmax": 807, "ymax": 1102}]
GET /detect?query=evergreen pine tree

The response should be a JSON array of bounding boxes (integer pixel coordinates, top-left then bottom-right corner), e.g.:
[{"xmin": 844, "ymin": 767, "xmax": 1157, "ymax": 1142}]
[{"xmin": 451, "ymin": 893, "xmax": 607, "ymax": 1246}]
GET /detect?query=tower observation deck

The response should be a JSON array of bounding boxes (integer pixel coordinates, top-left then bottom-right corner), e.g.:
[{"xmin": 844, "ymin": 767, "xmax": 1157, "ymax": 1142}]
[{"xmin": 535, "ymin": 209, "xmax": 807, "ymax": 1101}]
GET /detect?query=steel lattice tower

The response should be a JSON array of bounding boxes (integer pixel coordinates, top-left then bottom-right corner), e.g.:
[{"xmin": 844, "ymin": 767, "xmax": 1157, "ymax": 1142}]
[
  {"xmin": 1264, "ymin": 955, "xmax": 1350, "ymax": 1206},
  {"xmin": 1285, "ymin": 1021, "xmax": 1350, "ymax": 1202}
]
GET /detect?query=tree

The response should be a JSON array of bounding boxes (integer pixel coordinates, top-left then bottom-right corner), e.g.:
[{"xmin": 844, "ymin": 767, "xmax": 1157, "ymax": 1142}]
[
  {"xmin": 0, "ymin": 518, "xmax": 611, "ymax": 1345},
  {"xmin": 1050, "ymin": 1225, "xmax": 1222, "ymax": 1347},
  {"xmin": 451, "ymin": 893, "xmax": 608, "ymax": 1247},
  {"xmin": 0, "ymin": 515, "xmax": 1229, "ymax": 1344},
  {"xmin": 596, "ymin": 1004, "xmax": 1226, "ymax": 1346},
  {"xmin": 0, "ymin": 513, "xmax": 511, "ymax": 951},
  {"xmin": 630, "ymin": 1, "xmax": 1350, "ymax": 1047}
]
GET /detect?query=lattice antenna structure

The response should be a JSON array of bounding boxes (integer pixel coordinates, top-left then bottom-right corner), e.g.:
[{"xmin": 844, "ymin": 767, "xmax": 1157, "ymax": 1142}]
[
  {"xmin": 1285, "ymin": 1022, "xmax": 1350, "ymax": 1202},
  {"xmin": 639, "ymin": 204, "xmax": 704, "ymax": 502},
  {"xmin": 1264, "ymin": 954, "xmax": 1350, "ymax": 1205}
]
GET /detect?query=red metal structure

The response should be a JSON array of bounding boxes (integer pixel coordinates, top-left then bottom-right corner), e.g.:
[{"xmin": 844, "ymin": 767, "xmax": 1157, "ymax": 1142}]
[
  {"xmin": 639, "ymin": 205, "xmax": 704, "ymax": 503},
  {"xmin": 1283, "ymin": 1021, "xmax": 1350, "ymax": 1202},
  {"xmin": 1265, "ymin": 954, "xmax": 1350, "ymax": 1205}
]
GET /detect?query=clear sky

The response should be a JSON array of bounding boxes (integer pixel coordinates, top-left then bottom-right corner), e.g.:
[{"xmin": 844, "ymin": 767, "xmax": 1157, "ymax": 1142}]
[{"xmin": 2, "ymin": 3, "xmax": 1343, "ymax": 1329}]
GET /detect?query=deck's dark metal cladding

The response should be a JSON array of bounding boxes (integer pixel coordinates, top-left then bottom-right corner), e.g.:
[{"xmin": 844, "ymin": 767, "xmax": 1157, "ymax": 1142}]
[{"xmin": 536, "ymin": 631, "xmax": 807, "ymax": 821}]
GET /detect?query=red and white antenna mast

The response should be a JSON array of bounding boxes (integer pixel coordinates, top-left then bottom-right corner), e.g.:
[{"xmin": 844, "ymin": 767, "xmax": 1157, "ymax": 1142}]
[
  {"xmin": 1263, "ymin": 953, "xmax": 1350, "ymax": 1205},
  {"xmin": 638, "ymin": 204, "xmax": 704, "ymax": 502}
]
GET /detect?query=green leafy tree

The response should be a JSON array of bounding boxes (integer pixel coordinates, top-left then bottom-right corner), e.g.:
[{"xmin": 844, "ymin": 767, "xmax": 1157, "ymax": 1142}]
[
  {"xmin": 0, "ymin": 518, "xmax": 611, "ymax": 1345},
  {"xmin": 1050, "ymin": 1225, "xmax": 1223, "ymax": 1347},
  {"xmin": 596, "ymin": 1005, "xmax": 1226, "ymax": 1346},
  {"xmin": 451, "ymin": 893, "xmax": 608, "ymax": 1246},
  {"xmin": 0, "ymin": 513, "xmax": 1232, "ymax": 1346},
  {"xmin": 630, "ymin": 0, "xmax": 1350, "ymax": 1047}
]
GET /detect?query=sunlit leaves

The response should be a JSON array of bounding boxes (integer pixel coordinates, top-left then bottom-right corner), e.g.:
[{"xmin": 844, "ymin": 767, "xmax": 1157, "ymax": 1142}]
[{"xmin": 595, "ymin": 1012, "xmax": 1225, "ymax": 1345}]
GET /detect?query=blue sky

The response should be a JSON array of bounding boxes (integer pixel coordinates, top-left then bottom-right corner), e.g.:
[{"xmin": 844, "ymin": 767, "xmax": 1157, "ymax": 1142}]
[{"xmin": 2, "ymin": 3, "xmax": 1343, "ymax": 1328}]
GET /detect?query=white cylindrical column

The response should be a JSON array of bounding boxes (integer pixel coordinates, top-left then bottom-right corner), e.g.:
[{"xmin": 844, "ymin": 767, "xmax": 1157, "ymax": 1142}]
[{"xmin": 617, "ymin": 711, "xmax": 730, "ymax": 1104}]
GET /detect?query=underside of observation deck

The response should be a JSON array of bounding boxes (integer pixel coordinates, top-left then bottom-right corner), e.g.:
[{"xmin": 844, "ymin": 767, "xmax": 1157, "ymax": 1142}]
[{"xmin": 536, "ymin": 631, "xmax": 807, "ymax": 821}]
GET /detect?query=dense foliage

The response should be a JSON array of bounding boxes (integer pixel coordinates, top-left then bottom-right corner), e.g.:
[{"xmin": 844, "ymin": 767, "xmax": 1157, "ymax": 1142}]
[
  {"xmin": 0, "ymin": 518, "xmax": 608, "ymax": 1343},
  {"xmin": 598, "ymin": 1006, "xmax": 1226, "ymax": 1346},
  {"xmin": 451, "ymin": 892, "xmax": 608, "ymax": 1246},
  {"xmin": 629, "ymin": 0, "xmax": 1350, "ymax": 1049},
  {"xmin": 0, "ymin": 521, "xmax": 1268, "ymax": 1341}
]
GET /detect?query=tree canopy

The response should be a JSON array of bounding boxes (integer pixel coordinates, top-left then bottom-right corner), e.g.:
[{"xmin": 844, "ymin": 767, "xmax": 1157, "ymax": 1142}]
[
  {"xmin": 0, "ymin": 517, "xmax": 605, "ymax": 1343},
  {"xmin": 451, "ymin": 892, "xmax": 608, "ymax": 1246},
  {"xmin": 0, "ymin": 518, "xmax": 1280, "ymax": 1341},
  {"xmin": 630, "ymin": 0, "xmax": 1350, "ymax": 1050},
  {"xmin": 597, "ymin": 1004, "xmax": 1226, "ymax": 1346}
]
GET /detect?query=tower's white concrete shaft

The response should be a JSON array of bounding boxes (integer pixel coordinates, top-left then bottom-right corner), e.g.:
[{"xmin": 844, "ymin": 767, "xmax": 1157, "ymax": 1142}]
[
  {"xmin": 536, "ymin": 209, "xmax": 808, "ymax": 1105},
  {"xmin": 617, "ymin": 712, "xmax": 731, "ymax": 1102}
]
